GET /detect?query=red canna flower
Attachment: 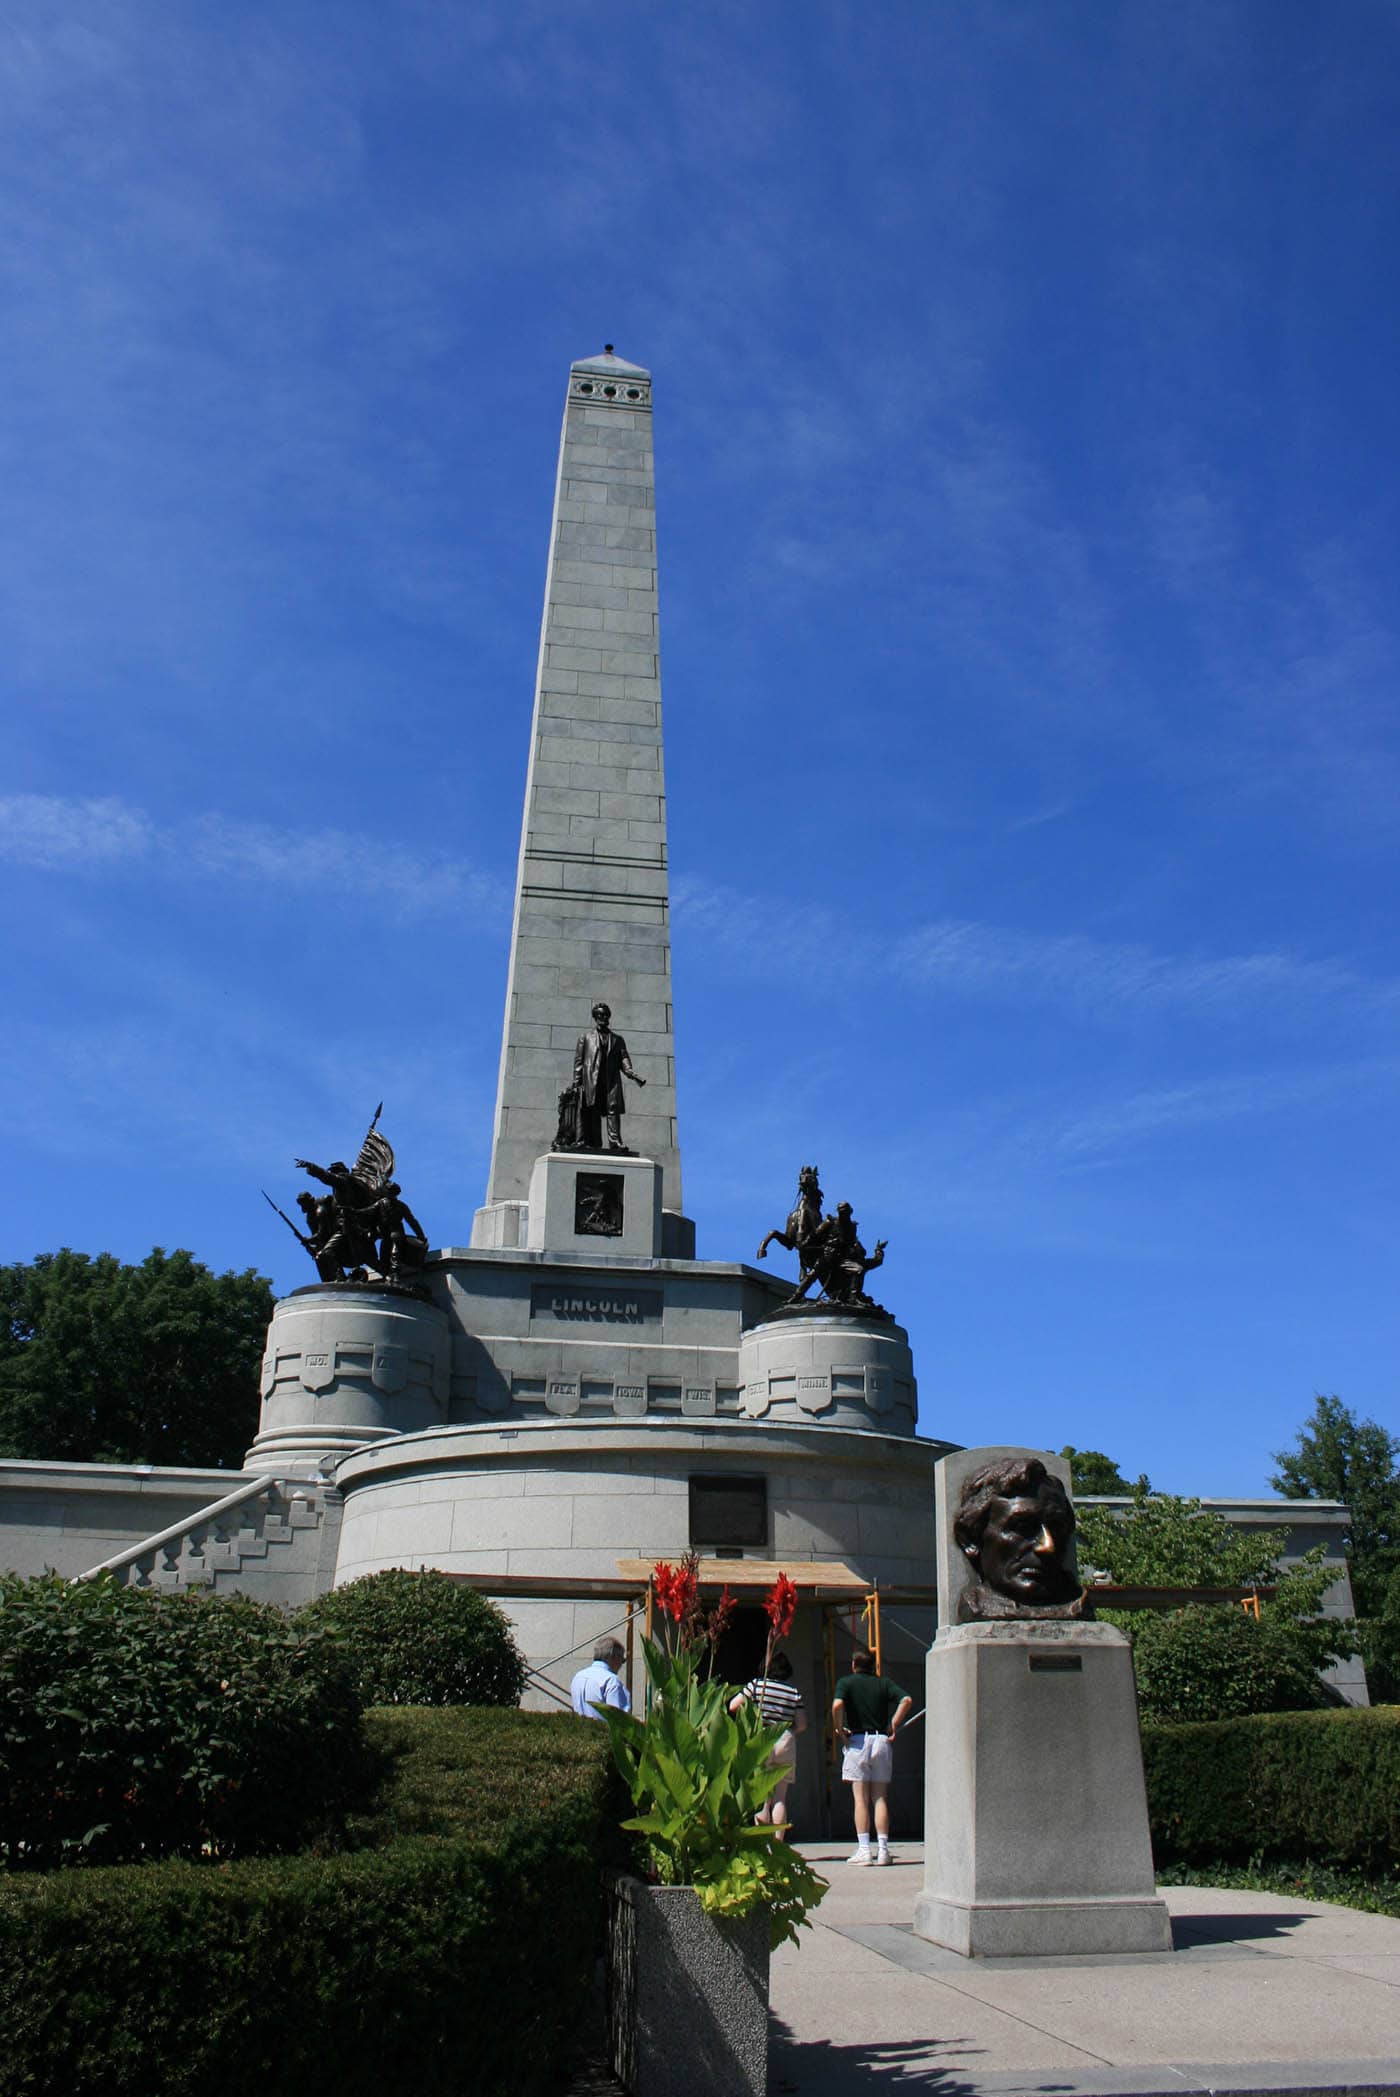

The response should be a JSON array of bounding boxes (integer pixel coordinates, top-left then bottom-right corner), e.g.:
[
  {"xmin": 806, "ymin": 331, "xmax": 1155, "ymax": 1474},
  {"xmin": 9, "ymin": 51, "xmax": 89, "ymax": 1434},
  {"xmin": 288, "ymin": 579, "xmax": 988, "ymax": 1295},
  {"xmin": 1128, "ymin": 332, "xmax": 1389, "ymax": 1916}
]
[
  {"xmin": 652, "ymin": 1561, "xmax": 684, "ymax": 1622},
  {"xmin": 673, "ymin": 1553, "xmax": 700, "ymax": 1631},
  {"xmin": 763, "ymin": 1572, "xmax": 798, "ymax": 1640},
  {"xmin": 707, "ymin": 1583, "xmax": 737, "ymax": 1649}
]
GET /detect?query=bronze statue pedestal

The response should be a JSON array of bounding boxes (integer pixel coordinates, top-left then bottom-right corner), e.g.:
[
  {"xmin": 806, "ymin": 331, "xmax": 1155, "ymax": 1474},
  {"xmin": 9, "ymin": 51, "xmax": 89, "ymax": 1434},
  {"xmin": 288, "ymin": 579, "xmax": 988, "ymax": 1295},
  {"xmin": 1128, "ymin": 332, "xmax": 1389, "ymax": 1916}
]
[
  {"xmin": 913, "ymin": 1620, "xmax": 1172, "ymax": 1958},
  {"xmin": 246, "ymin": 1285, "xmax": 451, "ymax": 1476},
  {"xmin": 526, "ymin": 1150, "xmax": 664, "ymax": 1259},
  {"xmin": 737, "ymin": 1307, "xmax": 916, "ymax": 1429}
]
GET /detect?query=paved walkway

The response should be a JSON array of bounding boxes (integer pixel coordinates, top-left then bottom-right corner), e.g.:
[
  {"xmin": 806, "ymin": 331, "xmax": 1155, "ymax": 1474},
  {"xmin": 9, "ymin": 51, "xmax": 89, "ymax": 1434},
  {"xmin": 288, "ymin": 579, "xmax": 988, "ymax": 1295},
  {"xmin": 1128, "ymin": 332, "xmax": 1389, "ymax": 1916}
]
[{"xmin": 769, "ymin": 1844, "xmax": 1400, "ymax": 2096}]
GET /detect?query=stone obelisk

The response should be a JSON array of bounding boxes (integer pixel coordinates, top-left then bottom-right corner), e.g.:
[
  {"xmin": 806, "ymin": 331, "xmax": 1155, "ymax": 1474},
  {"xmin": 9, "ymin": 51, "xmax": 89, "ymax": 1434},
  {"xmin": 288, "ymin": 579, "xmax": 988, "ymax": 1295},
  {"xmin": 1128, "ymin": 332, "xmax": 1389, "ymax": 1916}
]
[{"xmin": 473, "ymin": 350, "xmax": 690, "ymax": 1254}]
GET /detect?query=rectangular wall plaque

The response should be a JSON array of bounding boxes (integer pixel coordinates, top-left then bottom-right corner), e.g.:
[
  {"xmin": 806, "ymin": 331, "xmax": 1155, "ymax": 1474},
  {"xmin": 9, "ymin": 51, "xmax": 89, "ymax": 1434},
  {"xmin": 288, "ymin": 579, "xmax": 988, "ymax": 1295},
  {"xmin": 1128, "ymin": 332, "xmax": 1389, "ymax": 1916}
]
[
  {"xmin": 575, "ymin": 1171, "xmax": 624, "ymax": 1237},
  {"xmin": 1028, "ymin": 1654, "xmax": 1083, "ymax": 1673},
  {"xmin": 689, "ymin": 1474, "xmax": 768, "ymax": 1548}
]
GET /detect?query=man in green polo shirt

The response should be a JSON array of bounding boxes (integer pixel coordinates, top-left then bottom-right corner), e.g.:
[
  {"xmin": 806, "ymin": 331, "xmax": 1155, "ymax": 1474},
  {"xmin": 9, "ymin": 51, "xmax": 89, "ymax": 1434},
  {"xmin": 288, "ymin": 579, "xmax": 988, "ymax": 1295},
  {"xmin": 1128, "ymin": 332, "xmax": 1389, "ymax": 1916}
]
[{"xmin": 832, "ymin": 1647, "xmax": 913, "ymax": 1865}]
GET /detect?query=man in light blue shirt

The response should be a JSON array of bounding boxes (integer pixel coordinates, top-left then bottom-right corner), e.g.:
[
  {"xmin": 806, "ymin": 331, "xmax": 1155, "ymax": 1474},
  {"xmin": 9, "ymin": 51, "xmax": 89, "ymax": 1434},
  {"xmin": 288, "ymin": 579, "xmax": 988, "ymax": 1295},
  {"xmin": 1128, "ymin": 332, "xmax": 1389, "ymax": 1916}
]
[{"xmin": 570, "ymin": 1637, "xmax": 631, "ymax": 1717}]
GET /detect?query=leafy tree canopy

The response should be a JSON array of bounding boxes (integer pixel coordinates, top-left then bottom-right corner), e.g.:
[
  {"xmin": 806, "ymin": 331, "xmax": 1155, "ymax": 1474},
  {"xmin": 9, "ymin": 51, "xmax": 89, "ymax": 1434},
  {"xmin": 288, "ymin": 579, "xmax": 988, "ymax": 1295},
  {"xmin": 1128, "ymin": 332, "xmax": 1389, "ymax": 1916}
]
[
  {"xmin": 1271, "ymin": 1395, "xmax": 1400, "ymax": 1606},
  {"xmin": 1272, "ymin": 1394, "xmax": 1400, "ymax": 1701},
  {"xmin": 1077, "ymin": 1481, "xmax": 1353, "ymax": 1718},
  {"xmin": 1060, "ymin": 1446, "xmax": 1136, "ymax": 1495},
  {"xmin": 0, "ymin": 1248, "xmax": 272, "ymax": 1470},
  {"xmin": 1076, "ymin": 1483, "xmax": 1289, "ymax": 1589}
]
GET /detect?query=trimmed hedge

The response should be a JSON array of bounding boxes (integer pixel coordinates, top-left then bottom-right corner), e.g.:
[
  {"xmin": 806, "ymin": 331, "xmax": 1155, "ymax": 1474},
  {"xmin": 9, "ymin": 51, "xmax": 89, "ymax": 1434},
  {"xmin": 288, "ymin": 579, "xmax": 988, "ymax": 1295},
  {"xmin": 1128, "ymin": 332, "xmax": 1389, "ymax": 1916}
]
[
  {"xmin": 297, "ymin": 1568, "xmax": 527, "ymax": 1707},
  {"xmin": 1143, "ymin": 1705, "xmax": 1400, "ymax": 1871},
  {"xmin": 0, "ymin": 1573, "xmax": 367, "ymax": 1868},
  {"xmin": 0, "ymin": 1708, "xmax": 623, "ymax": 2097}
]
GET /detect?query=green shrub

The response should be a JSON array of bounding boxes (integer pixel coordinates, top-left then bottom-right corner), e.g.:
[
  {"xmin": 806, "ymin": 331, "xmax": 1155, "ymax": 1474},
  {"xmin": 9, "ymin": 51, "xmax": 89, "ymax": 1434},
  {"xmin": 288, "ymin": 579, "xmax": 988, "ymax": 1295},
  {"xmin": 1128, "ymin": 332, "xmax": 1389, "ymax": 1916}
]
[
  {"xmin": 1144, "ymin": 1705, "xmax": 1400, "ymax": 1871},
  {"xmin": 348, "ymin": 1703, "xmax": 631, "ymax": 1851},
  {"xmin": 0, "ymin": 1573, "xmax": 367, "ymax": 1869},
  {"xmin": 1127, "ymin": 1603, "xmax": 1336, "ymax": 1724},
  {"xmin": 297, "ymin": 1568, "xmax": 526, "ymax": 1707},
  {"xmin": 0, "ymin": 1708, "xmax": 620, "ymax": 2097}
]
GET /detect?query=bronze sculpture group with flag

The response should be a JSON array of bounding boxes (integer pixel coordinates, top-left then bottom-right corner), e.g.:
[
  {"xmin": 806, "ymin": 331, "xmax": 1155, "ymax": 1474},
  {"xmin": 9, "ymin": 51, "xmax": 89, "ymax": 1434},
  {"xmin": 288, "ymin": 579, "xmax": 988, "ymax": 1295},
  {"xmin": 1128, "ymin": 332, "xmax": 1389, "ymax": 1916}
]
[{"xmin": 263, "ymin": 1105, "xmax": 428, "ymax": 1285}]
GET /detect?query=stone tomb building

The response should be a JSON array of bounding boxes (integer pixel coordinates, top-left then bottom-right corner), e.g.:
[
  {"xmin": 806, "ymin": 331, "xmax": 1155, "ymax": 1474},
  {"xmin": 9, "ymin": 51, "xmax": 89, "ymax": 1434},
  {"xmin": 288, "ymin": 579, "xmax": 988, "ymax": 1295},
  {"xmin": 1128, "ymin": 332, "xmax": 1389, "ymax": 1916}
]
[{"xmin": 0, "ymin": 351, "xmax": 1366, "ymax": 1836}]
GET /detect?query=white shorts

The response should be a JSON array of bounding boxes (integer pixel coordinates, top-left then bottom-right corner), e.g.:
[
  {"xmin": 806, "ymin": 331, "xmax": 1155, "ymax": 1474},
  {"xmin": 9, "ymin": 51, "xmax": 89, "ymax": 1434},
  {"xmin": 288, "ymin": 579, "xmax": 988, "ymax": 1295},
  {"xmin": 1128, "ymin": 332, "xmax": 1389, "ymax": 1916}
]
[{"xmin": 841, "ymin": 1731, "xmax": 893, "ymax": 1784}]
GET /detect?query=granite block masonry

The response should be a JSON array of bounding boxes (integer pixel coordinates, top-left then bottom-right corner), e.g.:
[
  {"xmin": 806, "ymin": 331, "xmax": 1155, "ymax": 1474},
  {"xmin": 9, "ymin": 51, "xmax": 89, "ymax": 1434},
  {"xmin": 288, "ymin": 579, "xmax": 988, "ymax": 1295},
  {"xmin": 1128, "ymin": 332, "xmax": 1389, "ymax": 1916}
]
[{"xmin": 476, "ymin": 349, "xmax": 688, "ymax": 1248}]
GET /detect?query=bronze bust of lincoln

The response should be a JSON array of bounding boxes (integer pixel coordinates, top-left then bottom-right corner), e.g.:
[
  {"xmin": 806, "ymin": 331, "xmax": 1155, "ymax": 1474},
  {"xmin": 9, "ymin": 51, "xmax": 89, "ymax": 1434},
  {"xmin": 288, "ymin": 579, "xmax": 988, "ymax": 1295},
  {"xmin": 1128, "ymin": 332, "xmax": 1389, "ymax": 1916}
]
[{"xmin": 952, "ymin": 1456, "xmax": 1092, "ymax": 1623}]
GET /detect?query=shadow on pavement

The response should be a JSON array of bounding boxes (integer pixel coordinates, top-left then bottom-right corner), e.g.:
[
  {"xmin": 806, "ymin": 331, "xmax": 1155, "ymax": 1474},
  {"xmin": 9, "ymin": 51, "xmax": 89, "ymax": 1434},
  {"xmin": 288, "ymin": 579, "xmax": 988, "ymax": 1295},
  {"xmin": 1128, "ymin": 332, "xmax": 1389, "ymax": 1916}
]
[
  {"xmin": 768, "ymin": 2022, "xmax": 989, "ymax": 2093},
  {"xmin": 1169, "ymin": 1910, "xmax": 1310, "ymax": 1947}
]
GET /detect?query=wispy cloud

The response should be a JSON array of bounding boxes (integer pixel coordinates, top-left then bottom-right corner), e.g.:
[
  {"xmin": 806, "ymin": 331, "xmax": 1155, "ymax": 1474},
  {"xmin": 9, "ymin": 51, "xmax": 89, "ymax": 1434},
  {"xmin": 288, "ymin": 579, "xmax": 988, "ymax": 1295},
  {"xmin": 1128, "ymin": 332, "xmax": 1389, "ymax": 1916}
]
[
  {"xmin": 1005, "ymin": 797, "xmax": 1075, "ymax": 834},
  {"xmin": 673, "ymin": 873, "xmax": 1397, "ymax": 1028},
  {"xmin": 1024, "ymin": 1061, "xmax": 1396, "ymax": 1170},
  {"xmin": 891, "ymin": 919, "xmax": 1386, "ymax": 1022},
  {"xmin": 0, "ymin": 795, "xmax": 151, "ymax": 867},
  {"xmin": 0, "ymin": 794, "xmax": 507, "ymax": 918}
]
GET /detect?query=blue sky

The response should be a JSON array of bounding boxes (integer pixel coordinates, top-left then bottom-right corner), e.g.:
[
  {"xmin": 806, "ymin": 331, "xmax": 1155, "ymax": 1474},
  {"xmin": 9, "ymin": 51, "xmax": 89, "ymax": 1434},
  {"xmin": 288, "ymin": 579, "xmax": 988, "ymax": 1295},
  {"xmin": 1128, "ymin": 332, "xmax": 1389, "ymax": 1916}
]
[{"xmin": 4, "ymin": 1, "xmax": 1398, "ymax": 1494}]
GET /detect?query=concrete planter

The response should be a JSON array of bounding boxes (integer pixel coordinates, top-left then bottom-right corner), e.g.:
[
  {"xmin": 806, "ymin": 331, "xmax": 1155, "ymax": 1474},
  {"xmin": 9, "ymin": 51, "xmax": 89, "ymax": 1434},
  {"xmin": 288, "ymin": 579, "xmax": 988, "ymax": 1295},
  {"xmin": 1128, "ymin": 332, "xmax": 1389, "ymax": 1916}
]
[{"xmin": 606, "ymin": 1874, "xmax": 769, "ymax": 2097}]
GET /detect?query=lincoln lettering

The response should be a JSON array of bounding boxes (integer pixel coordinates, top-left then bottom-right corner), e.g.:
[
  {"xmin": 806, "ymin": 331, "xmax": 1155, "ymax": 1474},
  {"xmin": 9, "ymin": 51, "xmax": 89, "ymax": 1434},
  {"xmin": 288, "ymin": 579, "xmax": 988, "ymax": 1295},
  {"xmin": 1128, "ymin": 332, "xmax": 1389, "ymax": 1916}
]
[{"xmin": 551, "ymin": 1293, "xmax": 642, "ymax": 1321}]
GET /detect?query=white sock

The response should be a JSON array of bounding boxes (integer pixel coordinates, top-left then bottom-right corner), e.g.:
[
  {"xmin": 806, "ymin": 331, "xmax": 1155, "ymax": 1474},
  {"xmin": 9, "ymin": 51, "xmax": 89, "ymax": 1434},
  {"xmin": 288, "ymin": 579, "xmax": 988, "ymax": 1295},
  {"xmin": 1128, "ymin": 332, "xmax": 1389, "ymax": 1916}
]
[
  {"xmin": 877, "ymin": 1836, "xmax": 889, "ymax": 1854},
  {"xmin": 857, "ymin": 1832, "xmax": 871, "ymax": 1853}
]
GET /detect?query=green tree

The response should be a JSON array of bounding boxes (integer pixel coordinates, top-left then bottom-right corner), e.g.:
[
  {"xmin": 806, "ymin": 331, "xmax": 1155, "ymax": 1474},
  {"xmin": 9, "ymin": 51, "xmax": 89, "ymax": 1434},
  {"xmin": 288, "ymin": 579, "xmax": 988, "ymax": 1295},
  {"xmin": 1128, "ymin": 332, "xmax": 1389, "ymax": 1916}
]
[
  {"xmin": 1059, "ymin": 1446, "xmax": 1135, "ymax": 1495},
  {"xmin": 1076, "ymin": 1482, "xmax": 1351, "ymax": 1723},
  {"xmin": 1076, "ymin": 1482, "xmax": 1291, "ymax": 1587},
  {"xmin": 1272, "ymin": 1395, "xmax": 1400, "ymax": 1702},
  {"xmin": 0, "ymin": 1249, "xmax": 272, "ymax": 1470}
]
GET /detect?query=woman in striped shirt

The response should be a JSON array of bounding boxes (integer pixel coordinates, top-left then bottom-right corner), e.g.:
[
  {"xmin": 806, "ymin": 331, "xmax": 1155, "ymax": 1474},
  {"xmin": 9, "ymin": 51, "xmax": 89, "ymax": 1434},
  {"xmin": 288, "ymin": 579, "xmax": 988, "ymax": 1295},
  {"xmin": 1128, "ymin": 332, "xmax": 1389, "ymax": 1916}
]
[{"xmin": 728, "ymin": 1651, "xmax": 807, "ymax": 1839}]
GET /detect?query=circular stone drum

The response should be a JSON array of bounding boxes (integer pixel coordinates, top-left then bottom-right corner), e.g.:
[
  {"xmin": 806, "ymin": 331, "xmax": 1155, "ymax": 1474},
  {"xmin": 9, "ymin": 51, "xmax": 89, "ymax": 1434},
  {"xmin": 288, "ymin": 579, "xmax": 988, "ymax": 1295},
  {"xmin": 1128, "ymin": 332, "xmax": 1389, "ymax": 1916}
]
[
  {"xmin": 245, "ymin": 1285, "xmax": 451, "ymax": 1473},
  {"xmin": 736, "ymin": 1311, "xmax": 918, "ymax": 1435}
]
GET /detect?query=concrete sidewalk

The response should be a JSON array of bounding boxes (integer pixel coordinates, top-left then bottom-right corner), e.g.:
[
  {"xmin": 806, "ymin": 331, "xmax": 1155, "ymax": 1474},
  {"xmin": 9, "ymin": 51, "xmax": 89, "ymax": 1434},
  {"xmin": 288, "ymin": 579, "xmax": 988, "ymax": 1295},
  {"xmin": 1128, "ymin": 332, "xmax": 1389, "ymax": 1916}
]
[{"xmin": 769, "ymin": 1843, "xmax": 1400, "ymax": 2096}]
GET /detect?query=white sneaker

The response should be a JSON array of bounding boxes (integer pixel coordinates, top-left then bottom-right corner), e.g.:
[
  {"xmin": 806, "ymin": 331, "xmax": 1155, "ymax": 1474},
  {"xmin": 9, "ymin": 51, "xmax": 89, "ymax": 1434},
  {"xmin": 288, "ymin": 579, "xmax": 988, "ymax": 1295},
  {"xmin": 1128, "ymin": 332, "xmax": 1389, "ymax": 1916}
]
[
  {"xmin": 874, "ymin": 1848, "xmax": 891, "ymax": 1866},
  {"xmin": 846, "ymin": 1848, "xmax": 873, "ymax": 1866}
]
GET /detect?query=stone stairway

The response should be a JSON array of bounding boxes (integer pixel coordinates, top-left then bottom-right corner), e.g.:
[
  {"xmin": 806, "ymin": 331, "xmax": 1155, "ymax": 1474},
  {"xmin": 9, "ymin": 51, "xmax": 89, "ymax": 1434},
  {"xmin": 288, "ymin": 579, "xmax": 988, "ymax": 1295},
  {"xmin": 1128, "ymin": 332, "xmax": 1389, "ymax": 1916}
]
[{"xmin": 77, "ymin": 1474, "xmax": 343, "ymax": 1609}]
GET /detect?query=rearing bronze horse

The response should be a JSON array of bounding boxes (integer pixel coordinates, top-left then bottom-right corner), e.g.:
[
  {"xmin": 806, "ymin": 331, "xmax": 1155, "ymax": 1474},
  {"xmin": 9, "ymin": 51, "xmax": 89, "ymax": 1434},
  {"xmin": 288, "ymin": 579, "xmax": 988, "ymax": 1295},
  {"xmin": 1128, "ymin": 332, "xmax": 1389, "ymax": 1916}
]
[{"xmin": 757, "ymin": 1164, "xmax": 823, "ymax": 1267}]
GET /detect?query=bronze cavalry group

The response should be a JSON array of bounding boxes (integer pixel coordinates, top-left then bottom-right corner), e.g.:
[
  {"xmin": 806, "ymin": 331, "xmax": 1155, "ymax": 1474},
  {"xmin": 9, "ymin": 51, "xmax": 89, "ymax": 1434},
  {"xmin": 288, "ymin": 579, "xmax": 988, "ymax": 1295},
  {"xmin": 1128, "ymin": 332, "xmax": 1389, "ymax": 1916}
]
[{"xmin": 757, "ymin": 1163, "xmax": 888, "ymax": 1312}]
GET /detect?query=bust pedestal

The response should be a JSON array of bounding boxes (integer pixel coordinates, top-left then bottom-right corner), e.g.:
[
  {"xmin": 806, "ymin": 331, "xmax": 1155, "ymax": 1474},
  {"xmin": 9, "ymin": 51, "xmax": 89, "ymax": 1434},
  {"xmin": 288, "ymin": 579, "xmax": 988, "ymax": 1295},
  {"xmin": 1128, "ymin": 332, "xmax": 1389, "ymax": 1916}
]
[{"xmin": 913, "ymin": 1621, "xmax": 1172, "ymax": 1957}]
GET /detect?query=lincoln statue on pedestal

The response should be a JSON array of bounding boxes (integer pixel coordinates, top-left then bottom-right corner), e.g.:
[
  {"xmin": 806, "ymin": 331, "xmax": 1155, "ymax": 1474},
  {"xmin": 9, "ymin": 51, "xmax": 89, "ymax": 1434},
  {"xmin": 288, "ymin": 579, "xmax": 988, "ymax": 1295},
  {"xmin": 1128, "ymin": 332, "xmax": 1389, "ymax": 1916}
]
[{"xmin": 572, "ymin": 1002, "xmax": 646, "ymax": 1152}]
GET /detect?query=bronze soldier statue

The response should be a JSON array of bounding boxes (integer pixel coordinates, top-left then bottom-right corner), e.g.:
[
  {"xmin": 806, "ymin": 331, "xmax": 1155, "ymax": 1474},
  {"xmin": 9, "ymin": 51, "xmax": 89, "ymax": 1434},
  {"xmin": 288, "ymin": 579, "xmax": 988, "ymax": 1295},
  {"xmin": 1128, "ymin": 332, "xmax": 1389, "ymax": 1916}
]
[
  {"xmin": 792, "ymin": 1201, "xmax": 886, "ymax": 1309},
  {"xmin": 370, "ymin": 1181, "xmax": 428, "ymax": 1279},
  {"xmin": 293, "ymin": 1157, "xmax": 379, "ymax": 1279}
]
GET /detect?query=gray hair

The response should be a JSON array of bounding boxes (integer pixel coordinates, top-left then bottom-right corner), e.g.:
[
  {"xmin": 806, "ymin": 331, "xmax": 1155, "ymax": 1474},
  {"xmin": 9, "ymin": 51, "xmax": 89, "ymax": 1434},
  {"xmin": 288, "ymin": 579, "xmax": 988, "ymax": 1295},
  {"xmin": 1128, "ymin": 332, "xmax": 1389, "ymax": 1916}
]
[{"xmin": 594, "ymin": 1637, "xmax": 625, "ymax": 1663}]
